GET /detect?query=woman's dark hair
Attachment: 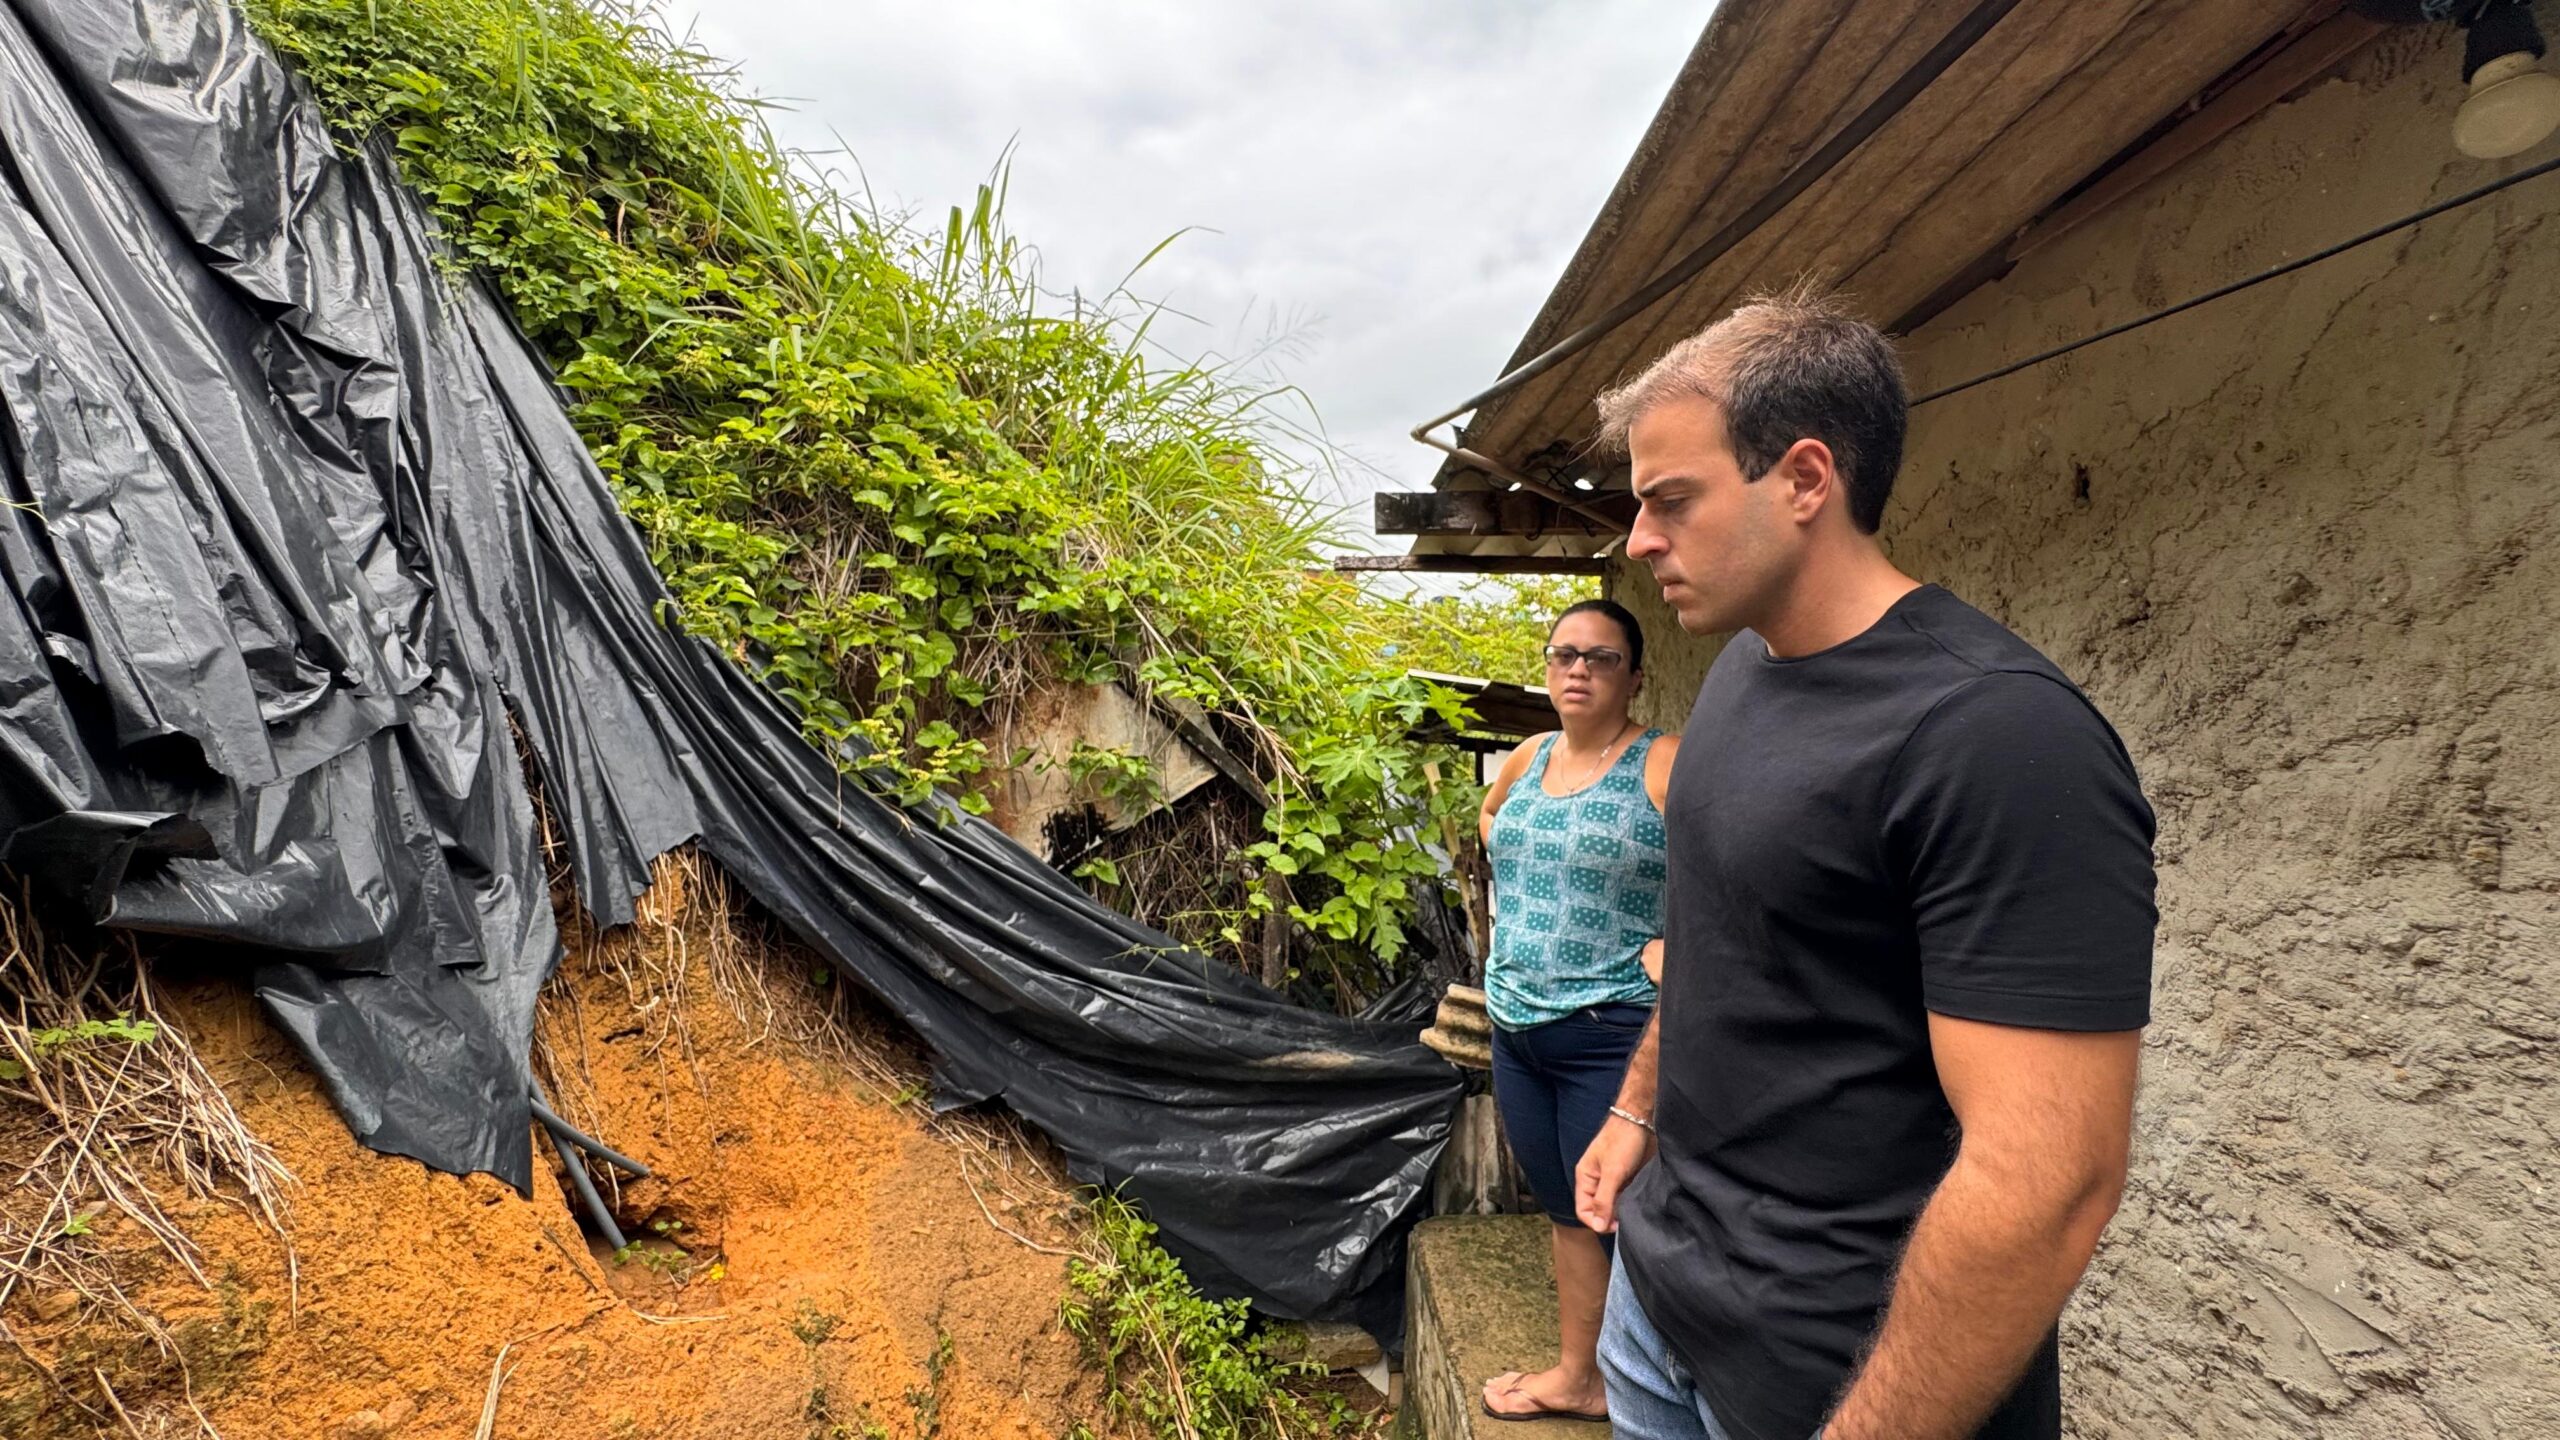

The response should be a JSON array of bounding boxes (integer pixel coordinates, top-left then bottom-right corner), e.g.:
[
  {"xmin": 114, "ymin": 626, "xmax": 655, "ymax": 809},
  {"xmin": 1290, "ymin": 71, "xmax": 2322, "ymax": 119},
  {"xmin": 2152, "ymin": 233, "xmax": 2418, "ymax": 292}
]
[{"xmin": 1549, "ymin": 598, "xmax": 1644, "ymax": 672}]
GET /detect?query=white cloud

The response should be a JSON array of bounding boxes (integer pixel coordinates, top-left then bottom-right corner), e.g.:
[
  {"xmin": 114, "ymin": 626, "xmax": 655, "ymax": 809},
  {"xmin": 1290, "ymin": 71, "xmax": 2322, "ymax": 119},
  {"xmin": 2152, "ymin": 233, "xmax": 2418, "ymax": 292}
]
[{"xmin": 657, "ymin": 0, "xmax": 1701, "ymax": 542}]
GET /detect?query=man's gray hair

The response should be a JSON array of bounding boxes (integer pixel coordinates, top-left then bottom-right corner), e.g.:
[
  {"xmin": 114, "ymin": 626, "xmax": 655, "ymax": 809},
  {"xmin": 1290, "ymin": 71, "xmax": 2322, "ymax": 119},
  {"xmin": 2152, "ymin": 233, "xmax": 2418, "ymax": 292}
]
[{"xmin": 1594, "ymin": 287, "xmax": 1908, "ymax": 533}]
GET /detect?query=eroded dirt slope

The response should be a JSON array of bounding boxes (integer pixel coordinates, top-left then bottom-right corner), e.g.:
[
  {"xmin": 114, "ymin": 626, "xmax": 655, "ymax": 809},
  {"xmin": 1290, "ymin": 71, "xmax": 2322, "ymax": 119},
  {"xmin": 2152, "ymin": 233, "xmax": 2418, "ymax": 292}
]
[{"xmin": 3, "ymin": 861, "xmax": 1109, "ymax": 1439}]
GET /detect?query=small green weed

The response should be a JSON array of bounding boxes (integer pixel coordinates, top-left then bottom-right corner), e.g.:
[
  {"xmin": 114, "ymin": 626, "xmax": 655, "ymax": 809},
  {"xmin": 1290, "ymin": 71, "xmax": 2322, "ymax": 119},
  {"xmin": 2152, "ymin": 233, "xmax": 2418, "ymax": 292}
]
[
  {"xmin": 791, "ymin": 1302, "xmax": 891, "ymax": 1440},
  {"xmin": 1063, "ymin": 1192, "xmax": 1358, "ymax": 1440},
  {"xmin": 789, "ymin": 1301, "xmax": 840, "ymax": 1349},
  {"xmin": 0, "ymin": 1012, "xmax": 159, "ymax": 1081},
  {"xmin": 1060, "ymin": 743, "xmax": 1163, "ymax": 814},
  {"xmin": 608, "ymin": 1241, "xmax": 690, "ymax": 1277},
  {"xmin": 905, "ymin": 1330, "xmax": 955, "ymax": 1438}
]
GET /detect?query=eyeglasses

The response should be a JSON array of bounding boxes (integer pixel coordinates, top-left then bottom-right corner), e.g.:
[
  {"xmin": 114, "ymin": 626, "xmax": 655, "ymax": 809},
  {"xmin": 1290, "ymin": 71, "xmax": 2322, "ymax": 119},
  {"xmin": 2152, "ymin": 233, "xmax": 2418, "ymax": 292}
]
[{"xmin": 1542, "ymin": 645, "xmax": 1628, "ymax": 674}]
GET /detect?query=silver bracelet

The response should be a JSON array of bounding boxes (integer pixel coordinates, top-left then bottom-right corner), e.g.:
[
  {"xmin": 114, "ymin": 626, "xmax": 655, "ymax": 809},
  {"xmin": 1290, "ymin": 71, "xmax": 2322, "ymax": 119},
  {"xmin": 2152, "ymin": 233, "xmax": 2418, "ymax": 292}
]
[{"xmin": 1608, "ymin": 1104, "xmax": 1655, "ymax": 1132}]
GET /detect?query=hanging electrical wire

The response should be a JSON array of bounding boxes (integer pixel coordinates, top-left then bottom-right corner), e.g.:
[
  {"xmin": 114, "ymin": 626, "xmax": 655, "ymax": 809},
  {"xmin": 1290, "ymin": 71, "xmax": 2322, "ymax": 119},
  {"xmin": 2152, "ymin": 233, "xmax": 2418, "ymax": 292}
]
[{"xmin": 1913, "ymin": 150, "xmax": 2560, "ymax": 407}]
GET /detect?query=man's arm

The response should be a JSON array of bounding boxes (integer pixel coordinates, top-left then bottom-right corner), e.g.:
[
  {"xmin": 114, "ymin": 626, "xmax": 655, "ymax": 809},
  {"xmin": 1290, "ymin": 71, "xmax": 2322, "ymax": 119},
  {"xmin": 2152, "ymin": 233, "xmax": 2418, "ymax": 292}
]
[
  {"xmin": 1573, "ymin": 1012, "xmax": 1659, "ymax": 1232},
  {"xmin": 1821, "ymin": 1016, "xmax": 2140, "ymax": 1440}
]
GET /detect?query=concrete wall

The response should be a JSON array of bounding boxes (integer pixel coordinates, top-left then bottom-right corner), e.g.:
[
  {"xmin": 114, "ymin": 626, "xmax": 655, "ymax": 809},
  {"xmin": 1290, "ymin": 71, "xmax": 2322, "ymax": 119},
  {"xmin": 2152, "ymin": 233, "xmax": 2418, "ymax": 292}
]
[{"xmin": 1612, "ymin": 22, "xmax": 2556, "ymax": 1437}]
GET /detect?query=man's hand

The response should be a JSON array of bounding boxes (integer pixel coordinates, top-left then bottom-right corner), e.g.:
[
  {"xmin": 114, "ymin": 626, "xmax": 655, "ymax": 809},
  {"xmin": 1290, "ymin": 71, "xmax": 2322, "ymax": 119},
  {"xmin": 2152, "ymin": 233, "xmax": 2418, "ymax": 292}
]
[
  {"xmin": 1638, "ymin": 938, "xmax": 1665, "ymax": 983},
  {"xmin": 1575, "ymin": 1112, "xmax": 1655, "ymax": 1232}
]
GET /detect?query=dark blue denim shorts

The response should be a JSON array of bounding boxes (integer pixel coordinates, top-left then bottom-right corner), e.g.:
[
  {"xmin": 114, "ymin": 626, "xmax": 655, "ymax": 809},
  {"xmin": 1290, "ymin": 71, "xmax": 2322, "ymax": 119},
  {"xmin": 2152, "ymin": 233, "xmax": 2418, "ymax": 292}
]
[{"xmin": 1490, "ymin": 1002, "xmax": 1652, "ymax": 1226}]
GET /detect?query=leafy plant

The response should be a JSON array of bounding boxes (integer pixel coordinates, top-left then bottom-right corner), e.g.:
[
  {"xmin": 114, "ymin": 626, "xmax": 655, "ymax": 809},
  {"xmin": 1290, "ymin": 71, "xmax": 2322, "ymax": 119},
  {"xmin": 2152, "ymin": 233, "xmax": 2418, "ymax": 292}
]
[
  {"xmin": 243, "ymin": 0, "xmax": 1565, "ymax": 994},
  {"xmin": 609, "ymin": 1240, "xmax": 692, "ymax": 1277},
  {"xmin": 1372, "ymin": 576, "xmax": 1597, "ymax": 687},
  {"xmin": 789, "ymin": 1301, "xmax": 840, "ymax": 1349},
  {"xmin": 1060, "ymin": 743, "xmax": 1162, "ymax": 815},
  {"xmin": 0, "ymin": 1012, "xmax": 160, "ymax": 1081},
  {"xmin": 1062, "ymin": 1192, "xmax": 1356, "ymax": 1440}
]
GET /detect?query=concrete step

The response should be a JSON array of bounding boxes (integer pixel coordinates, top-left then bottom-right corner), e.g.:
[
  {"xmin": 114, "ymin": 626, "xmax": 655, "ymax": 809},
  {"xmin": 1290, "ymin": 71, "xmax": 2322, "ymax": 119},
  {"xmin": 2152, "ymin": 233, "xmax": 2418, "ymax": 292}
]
[{"xmin": 1399, "ymin": 1214, "xmax": 1610, "ymax": 1439}]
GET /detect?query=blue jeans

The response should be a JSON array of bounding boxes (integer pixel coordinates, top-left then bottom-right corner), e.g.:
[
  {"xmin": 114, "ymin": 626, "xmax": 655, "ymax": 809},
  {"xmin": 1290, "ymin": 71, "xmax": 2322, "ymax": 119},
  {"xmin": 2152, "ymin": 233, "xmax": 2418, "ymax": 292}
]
[{"xmin": 1599, "ymin": 1258, "xmax": 1831, "ymax": 1439}]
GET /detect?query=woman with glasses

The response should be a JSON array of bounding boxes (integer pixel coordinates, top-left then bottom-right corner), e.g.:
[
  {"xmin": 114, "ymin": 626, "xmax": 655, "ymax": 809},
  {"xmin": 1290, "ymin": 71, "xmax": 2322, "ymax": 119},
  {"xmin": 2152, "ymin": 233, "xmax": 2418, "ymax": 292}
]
[{"xmin": 1478, "ymin": 598, "xmax": 1678, "ymax": 1425}]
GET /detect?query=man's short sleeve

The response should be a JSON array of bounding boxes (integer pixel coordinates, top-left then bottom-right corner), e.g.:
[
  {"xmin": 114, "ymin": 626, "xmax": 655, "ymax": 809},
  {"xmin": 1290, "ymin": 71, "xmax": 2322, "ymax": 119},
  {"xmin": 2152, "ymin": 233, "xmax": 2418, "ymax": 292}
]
[{"xmin": 1881, "ymin": 670, "xmax": 2156, "ymax": 1031}]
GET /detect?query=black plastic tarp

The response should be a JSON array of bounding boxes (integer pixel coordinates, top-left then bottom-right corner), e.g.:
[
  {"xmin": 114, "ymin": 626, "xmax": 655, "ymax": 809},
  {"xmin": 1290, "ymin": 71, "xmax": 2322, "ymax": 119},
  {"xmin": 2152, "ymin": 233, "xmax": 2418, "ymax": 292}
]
[{"xmin": 0, "ymin": 0, "xmax": 1459, "ymax": 1331}]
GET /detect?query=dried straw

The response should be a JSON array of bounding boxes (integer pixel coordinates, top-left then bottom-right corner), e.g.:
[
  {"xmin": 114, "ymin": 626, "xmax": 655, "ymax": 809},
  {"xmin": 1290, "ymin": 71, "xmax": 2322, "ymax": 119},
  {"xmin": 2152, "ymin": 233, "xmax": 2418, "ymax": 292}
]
[{"xmin": 0, "ymin": 884, "xmax": 293, "ymax": 1435}]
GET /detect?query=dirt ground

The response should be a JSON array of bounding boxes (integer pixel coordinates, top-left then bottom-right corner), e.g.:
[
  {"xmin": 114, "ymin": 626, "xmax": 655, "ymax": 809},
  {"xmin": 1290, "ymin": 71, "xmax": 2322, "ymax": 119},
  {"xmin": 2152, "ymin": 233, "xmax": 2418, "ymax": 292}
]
[{"xmin": 0, "ymin": 859, "xmax": 1115, "ymax": 1439}]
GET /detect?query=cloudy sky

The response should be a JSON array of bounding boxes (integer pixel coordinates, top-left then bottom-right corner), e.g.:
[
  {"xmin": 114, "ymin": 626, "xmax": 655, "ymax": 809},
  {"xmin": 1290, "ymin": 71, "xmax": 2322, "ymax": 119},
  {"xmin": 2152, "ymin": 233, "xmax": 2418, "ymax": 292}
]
[{"xmin": 656, "ymin": 0, "xmax": 1703, "ymax": 549}]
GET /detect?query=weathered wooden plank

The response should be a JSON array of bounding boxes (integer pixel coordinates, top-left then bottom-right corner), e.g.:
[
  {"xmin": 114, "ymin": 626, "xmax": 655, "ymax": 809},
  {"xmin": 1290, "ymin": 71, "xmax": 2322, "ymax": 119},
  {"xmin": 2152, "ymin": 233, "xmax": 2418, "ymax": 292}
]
[
  {"xmin": 1374, "ymin": 489, "xmax": 1635, "ymax": 537},
  {"xmin": 1134, "ymin": 687, "xmax": 1274, "ymax": 812},
  {"xmin": 1833, "ymin": 0, "xmax": 2310, "ymax": 313},
  {"xmin": 1333, "ymin": 555, "xmax": 1610, "ymax": 576}
]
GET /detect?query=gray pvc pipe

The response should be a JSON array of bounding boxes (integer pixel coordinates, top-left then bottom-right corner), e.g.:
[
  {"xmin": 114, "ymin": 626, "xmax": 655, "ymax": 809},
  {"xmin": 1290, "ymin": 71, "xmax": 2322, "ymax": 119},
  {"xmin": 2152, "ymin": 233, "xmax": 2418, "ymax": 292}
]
[
  {"xmin": 528, "ymin": 1095, "xmax": 651, "ymax": 1177},
  {"xmin": 544, "ymin": 1117, "xmax": 627, "ymax": 1252}
]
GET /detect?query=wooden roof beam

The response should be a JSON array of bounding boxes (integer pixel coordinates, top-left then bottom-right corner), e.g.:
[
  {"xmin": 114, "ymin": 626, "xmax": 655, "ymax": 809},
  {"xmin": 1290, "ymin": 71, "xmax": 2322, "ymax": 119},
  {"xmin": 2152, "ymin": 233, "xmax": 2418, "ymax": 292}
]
[
  {"xmin": 1375, "ymin": 488, "xmax": 1636, "ymax": 539},
  {"xmin": 1332, "ymin": 554, "xmax": 1610, "ymax": 576}
]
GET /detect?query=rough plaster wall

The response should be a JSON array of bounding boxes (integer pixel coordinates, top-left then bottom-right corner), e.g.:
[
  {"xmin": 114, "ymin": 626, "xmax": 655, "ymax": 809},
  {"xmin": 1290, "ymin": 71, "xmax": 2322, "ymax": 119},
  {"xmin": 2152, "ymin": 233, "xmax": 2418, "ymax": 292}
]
[
  {"xmin": 1615, "ymin": 22, "xmax": 2556, "ymax": 1437},
  {"xmin": 1620, "ymin": 582, "xmax": 1715, "ymax": 730}
]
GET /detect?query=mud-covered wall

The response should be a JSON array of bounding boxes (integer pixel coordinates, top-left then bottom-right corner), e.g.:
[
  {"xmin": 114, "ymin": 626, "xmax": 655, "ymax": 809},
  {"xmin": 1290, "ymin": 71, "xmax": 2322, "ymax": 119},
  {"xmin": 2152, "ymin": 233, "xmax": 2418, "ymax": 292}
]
[{"xmin": 1614, "ymin": 21, "xmax": 2557, "ymax": 1437}]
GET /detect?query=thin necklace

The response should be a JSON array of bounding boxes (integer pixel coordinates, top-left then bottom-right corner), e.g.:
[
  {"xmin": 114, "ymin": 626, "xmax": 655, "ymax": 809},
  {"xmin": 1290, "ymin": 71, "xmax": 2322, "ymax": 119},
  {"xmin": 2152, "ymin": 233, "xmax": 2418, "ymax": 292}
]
[{"xmin": 1561, "ymin": 721, "xmax": 1638, "ymax": 792}]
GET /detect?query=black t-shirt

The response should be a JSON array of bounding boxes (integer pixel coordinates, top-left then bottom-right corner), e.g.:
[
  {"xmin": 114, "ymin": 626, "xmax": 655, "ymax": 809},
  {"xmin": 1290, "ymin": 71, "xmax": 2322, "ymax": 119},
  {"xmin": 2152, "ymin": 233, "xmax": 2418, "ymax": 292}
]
[{"xmin": 1618, "ymin": 585, "xmax": 2156, "ymax": 1440}]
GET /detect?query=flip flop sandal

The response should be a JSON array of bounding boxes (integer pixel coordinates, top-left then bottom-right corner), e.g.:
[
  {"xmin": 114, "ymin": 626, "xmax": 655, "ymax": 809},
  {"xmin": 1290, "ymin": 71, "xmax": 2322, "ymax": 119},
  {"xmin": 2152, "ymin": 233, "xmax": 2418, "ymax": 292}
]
[
  {"xmin": 1480, "ymin": 1396, "xmax": 1612, "ymax": 1424},
  {"xmin": 1480, "ymin": 1375, "xmax": 1609, "ymax": 1425}
]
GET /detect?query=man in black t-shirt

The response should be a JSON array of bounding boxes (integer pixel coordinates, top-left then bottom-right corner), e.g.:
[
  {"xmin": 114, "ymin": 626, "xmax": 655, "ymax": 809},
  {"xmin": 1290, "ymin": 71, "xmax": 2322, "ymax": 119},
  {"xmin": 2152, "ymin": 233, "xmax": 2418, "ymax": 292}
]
[{"xmin": 1572, "ymin": 292, "xmax": 2156, "ymax": 1440}]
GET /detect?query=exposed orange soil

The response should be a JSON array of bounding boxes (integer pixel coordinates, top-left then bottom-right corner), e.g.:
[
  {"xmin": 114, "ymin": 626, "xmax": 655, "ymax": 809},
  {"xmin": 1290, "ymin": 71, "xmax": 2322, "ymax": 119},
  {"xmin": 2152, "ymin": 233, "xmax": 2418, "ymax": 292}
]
[{"xmin": 1, "ymin": 861, "xmax": 1111, "ymax": 1439}]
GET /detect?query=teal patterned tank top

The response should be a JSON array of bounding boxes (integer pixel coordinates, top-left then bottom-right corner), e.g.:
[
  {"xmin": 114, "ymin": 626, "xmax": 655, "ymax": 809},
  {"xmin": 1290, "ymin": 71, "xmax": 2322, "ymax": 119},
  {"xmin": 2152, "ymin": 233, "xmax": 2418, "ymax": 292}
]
[{"xmin": 1484, "ymin": 729, "xmax": 1667, "ymax": 1029}]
